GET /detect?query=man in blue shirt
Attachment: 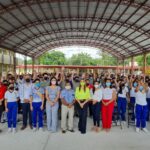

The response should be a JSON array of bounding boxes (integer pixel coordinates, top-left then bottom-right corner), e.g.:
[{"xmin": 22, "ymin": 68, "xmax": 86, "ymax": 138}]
[{"xmin": 60, "ymin": 82, "xmax": 75, "ymax": 133}]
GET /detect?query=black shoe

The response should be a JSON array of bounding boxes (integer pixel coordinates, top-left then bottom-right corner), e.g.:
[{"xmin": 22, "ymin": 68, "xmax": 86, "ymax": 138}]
[
  {"xmin": 21, "ymin": 126, "xmax": 26, "ymax": 130},
  {"xmin": 62, "ymin": 130, "xmax": 66, "ymax": 133},
  {"xmin": 0, "ymin": 129, "xmax": 2, "ymax": 133},
  {"xmin": 29, "ymin": 125, "xmax": 33, "ymax": 129},
  {"xmin": 68, "ymin": 129, "xmax": 75, "ymax": 133}
]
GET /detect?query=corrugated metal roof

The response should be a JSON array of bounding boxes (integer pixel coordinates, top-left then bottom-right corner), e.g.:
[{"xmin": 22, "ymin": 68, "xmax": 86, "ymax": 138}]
[{"xmin": 0, "ymin": 0, "xmax": 149, "ymax": 59}]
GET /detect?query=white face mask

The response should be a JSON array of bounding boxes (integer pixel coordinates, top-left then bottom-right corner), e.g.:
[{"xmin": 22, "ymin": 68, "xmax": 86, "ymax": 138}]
[
  {"xmin": 94, "ymin": 85, "xmax": 99, "ymax": 88},
  {"xmin": 51, "ymin": 81, "xmax": 56, "ymax": 85},
  {"xmin": 65, "ymin": 86, "xmax": 71, "ymax": 90}
]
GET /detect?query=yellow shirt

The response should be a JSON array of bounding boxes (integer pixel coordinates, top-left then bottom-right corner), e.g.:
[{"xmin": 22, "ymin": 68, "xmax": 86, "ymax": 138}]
[{"xmin": 75, "ymin": 87, "xmax": 91, "ymax": 100}]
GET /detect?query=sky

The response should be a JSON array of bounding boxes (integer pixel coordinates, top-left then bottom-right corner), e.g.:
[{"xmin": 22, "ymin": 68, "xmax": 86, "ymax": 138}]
[
  {"xmin": 16, "ymin": 45, "xmax": 102, "ymax": 60},
  {"xmin": 51, "ymin": 46, "xmax": 102, "ymax": 58}
]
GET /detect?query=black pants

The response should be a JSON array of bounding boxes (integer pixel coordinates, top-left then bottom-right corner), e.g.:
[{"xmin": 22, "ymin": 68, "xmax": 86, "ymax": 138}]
[
  {"xmin": 77, "ymin": 102, "xmax": 88, "ymax": 134},
  {"xmin": 0, "ymin": 101, "xmax": 4, "ymax": 122},
  {"xmin": 22, "ymin": 103, "xmax": 32, "ymax": 126},
  {"xmin": 92, "ymin": 102, "xmax": 101, "ymax": 127}
]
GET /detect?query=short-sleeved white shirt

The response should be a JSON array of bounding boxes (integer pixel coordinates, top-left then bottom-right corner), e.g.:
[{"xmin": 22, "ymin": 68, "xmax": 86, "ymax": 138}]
[
  {"xmin": 102, "ymin": 88, "xmax": 113, "ymax": 100},
  {"xmin": 5, "ymin": 90, "xmax": 18, "ymax": 102},
  {"xmin": 118, "ymin": 86, "xmax": 129, "ymax": 98}
]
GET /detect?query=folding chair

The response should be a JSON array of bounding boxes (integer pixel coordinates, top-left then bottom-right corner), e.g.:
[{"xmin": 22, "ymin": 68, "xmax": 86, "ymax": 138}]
[{"xmin": 127, "ymin": 102, "xmax": 135, "ymax": 128}]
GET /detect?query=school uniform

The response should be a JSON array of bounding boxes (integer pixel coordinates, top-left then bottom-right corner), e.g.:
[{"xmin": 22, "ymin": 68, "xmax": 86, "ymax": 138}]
[
  {"xmin": 32, "ymin": 86, "xmax": 44, "ymax": 128},
  {"xmin": 60, "ymin": 89, "xmax": 75, "ymax": 131},
  {"xmin": 92, "ymin": 88, "xmax": 102, "ymax": 127},
  {"xmin": 135, "ymin": 91, "xmax": 148, "ymax": 129},
  {"xmin": 46, "ymin": 86, "xmax": 60, "ymax": 132},
  {"xmin": 102, "ymin": 88, "xmax": 115, "ymax": 129},
  {"xmin": 146, "ymin": 87, "xmax": 150, "ymax": 121},
  {"xmin": 4, "ymin": 90, "xmax": 18, "ymax": 128},
  {"xmin": 117, "ymin": 86, "xmax": 129, "ymax": 121}
]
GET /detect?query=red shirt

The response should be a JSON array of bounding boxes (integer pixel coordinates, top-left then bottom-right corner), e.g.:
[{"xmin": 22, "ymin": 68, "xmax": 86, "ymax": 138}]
[
  {"xmin": 87, "ymin": 84, "xmax": 94, "ymax": 90},
  {"xmin": 0, "ymin": 84, "xmax": 7, "ymax": 100}
]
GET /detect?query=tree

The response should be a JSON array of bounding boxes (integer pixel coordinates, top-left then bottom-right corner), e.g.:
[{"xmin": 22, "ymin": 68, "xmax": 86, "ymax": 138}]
[
  {"xmin": 68, "ymin": 53, "xmax": 97, "ymax": 66},
  {"xmin": 39, "ymin": 51, "xmax": 66, "ymax": 65}
]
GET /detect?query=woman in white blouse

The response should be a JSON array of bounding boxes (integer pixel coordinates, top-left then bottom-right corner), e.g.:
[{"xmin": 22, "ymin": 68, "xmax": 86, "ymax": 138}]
[
  {"xmin": 102, "ymin": 78, "xmax": 117, "ymax": 132},
  {"xmin": 91, "ymin": 81, "xmax": 102, "ymax": 132}
]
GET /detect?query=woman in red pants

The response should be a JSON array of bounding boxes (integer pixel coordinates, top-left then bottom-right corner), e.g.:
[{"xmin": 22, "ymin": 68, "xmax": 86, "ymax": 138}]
[{"xmin": 102, "ymin": 78, "xmax": 117, "ymax": 132}]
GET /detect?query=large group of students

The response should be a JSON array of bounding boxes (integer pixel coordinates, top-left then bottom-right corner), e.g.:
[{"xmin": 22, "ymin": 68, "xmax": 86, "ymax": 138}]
[{"xmin": 0, "ymin": 69, "xmax": 150, "ymax": 134}]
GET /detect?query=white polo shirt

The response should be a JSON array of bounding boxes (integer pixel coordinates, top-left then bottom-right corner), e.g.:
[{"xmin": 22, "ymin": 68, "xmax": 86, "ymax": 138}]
[
  {"xmin": 4, "ymin": 90, "xmax": 18, "ymax": 102},
  {"xmin": 135, "ymin": 91, "xmax": 147, "ymax": 106}
]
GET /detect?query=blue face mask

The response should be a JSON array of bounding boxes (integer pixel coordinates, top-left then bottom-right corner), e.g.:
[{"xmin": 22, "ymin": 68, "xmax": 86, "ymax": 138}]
[
  {"xmin": 139, "ymin": 86, "xmax": 144, "ymax": 92},
  {"xmin": 35, "ymin": 82, "xmax": 40, "ymax": 88},
  {"xmin": 106, "ymin": 82, "xmax": 111, "ymax": 87},
  {"xmin": 133, "ymin": 82, "xmax": 138, "ymax": 87}
]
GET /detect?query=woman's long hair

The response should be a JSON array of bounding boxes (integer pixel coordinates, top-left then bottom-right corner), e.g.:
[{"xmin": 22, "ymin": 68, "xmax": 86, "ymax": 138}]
[{"xmin": 79, "ymin": 80, "xmax": 86, "ymax": 92}]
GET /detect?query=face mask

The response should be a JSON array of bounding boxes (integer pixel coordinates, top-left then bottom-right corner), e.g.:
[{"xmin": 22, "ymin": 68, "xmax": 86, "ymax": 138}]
[
  {"xmin": 106, "ymin": 82, "xmax": 111, "ymax": 87},
  {"xmin": 26, "ymin": 79, "xmax": 30, "ymax": 83},
  {"xmin": 35, "ymin": 82, "xmax": 40, "ymax": 88},
  {"xmin": 9, "ymin": 87, "xmax": 14, "ymax": 91},
  {"xmin": 51, "ymin": 81, "xmax": 56, "ymax": 85},
  {"xmin": 80, "ymin": 82, "xmax": 85, "ymax": 86},
  {"xmin": 44, "ymin": 77, "xmax": 48, "ymax": 80},
  {"xmin": 94, "ymin": 85, "xmax": 99, "ymax": 88},
  {"xmin": 19, "ymin": 76, "xmax": 23, "ymax": 80},
  {"xmin": 65, "ymin": 86, "xmax": 71, "ymax": 90},
  {"xmin": 133, "ymin": 82, "xmax": 137, "ymax": 87},
  {"xmin": 139, "ymin": 86, "xmax": 144, "ymax": 92}
]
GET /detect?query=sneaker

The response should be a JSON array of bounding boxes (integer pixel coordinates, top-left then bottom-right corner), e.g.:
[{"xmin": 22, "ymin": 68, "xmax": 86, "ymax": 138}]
[
  {"xmin": 33, "ymin": 127, "xmax": 37, "ymax": 132},
  {"xmin": 142, "ymin": 128, "xmax": 149, "ymax": 133},
  {"xmin": 68, "ymin": 129, "xmax": 75, "ymax": 133},
  {"xmin": 62, "ymin": 130, "xmax": 66, "ymax": 134},
  {"xmin": 8, "ymin": 128, "xmax": 12, "ymax": 133},
  {"xmin": 136, "ymin": 128, "xmax": 140, "ymax": 133},
  {"xmin": 12, "ymin": 128, "xmax": 16, "ymax": 134},
  {"xmin": 39, "ymin": 128, "xmax": 43, "ymax": 132}
]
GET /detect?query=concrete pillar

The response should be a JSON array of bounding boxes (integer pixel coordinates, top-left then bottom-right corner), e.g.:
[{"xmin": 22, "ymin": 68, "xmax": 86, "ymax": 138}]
[
  {"xmin": 123, "ymin": 59, "xmax": 125, "ymax": 75},
  {"xmin": 13, "ymin": 53, "xmax": 16, "ymax": 75},
  {"xmin": 1, "ymin": 49, "xmax": 4, "ymax": 74},
  {"xmin": 143, "ymin": 53, "xmax": 147, "ymax": 75},
  {"xmin": 24, "ymin": 55, "xmax": 27, "ymax": 74},
  {"xmin": 32, "ymin": 57, "xmax": 35, "ymax": 74},
  {"xmin": 131, "ymin": 56, "xmax": 134, "ymax": 75},
  {"xmin": 116, "ymin": 58, "xmax": 119, "ymax": 74}
]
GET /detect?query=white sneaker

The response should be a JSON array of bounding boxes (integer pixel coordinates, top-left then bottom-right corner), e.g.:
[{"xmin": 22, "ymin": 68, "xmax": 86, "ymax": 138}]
[
  {"xmin": 122, "ymin": 121, "xmax": 126, "ymax": 125},
  {"xmin": 136, "ymin": 128, "xmax": 140, "ymax": 133},
  {"xmin": 12, "ymin": 128, "xmax": 16, "ymax": 134},
  {"xmin": 39, "ymin": 127, "xmax": 43, "ymax": 132},
  {"xmin": 8, "ymin": 128, "xmax": 12, "ymax": 133},
  {"xmin": 33, "ymin": 127, "xmax": 37, "ymax": 132},
  {"xmin": 142, "ymin": 128, "xmax": 149, "ymax": 133}
]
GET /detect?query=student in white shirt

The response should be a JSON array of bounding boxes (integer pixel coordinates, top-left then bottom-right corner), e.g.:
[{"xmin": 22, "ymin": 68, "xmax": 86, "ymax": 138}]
[
  {"xmin": 30, "ymin": 79, "xmax": 44, "ymax": 132},
  {"xmin": 91, "ymin": 81, "xmax": 102, "ymax": 132},
  {"xmin": 4, "ymin": 84, "xmax": 19, "ymax": 133},
  {"xmin": 135, "ymin": 81, "xmax": 148, "ymax": 133},
  {"xmin": 146, "ymin": 82, "xmax": 150, "ymax": 121},
  {"xmin": 101, "ymin": 78, "xmax": 117, "ymax": 132},
  {"xmin": 117, "ymin": 82, "xmax": 129, "ymax": 123}
]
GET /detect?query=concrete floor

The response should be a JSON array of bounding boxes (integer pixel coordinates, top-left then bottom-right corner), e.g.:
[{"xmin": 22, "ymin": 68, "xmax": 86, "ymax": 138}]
[{"xmin": 0, "ymin": 117, "xmax": 150, "ymax": 150}]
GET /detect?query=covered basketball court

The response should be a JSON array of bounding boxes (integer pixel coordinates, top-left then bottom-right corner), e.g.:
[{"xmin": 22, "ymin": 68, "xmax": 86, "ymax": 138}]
[{"xmin": 0, "ymin": 1, "xmax": 150, "ymax": 150}]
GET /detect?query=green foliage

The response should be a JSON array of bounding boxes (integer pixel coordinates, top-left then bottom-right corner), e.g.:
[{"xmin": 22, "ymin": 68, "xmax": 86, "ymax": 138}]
[
  {"xmin": 25, "ymin": 49, "xmax": 150, "ymax": 67},
  {"xmin": 39, "ymin": 51, "xmax": 66, "ymax": 65}
]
